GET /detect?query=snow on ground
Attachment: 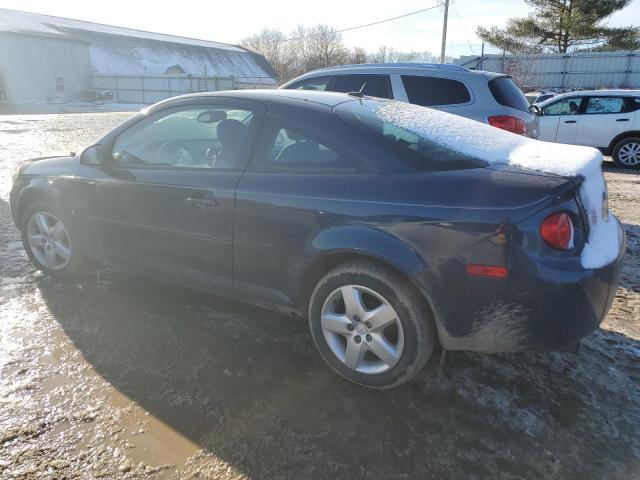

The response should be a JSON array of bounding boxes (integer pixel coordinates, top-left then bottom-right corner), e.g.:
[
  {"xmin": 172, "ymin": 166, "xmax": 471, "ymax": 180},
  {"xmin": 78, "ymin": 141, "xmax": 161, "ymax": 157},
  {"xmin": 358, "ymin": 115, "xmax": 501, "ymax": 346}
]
[{"xmin": 376, "ymin": 101, "xmax": 622, "ymax": 269}]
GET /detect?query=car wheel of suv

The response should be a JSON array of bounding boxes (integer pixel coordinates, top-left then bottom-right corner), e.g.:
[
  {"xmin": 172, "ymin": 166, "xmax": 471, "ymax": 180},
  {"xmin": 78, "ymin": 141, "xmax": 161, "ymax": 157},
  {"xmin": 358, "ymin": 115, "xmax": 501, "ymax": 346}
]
[
  {"xmin": 308, "ymin": 260, "xmax": 437, "ymax": 389},
  {"xmin": 613, "ymin": 136, "xmax": 640, "ymax": 169},
  {"xmin": 20, "ymin": 202, "xmax": 86, "ymax": 280}
]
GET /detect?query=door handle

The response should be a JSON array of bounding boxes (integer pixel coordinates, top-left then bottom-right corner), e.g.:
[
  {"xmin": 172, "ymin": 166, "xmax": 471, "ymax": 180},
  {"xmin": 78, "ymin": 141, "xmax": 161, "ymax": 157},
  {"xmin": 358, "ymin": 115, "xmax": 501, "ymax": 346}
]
[
  {"xmin": 185, "ymin": 193, "xmax": 218, "ymax": 209},
  {"xmin": 616, "ymin": 118, "xmax": 630, "ymax": 122},
  {"xmin": 564, "ymin": 120, "xmax": 577, "ymax": 124}
]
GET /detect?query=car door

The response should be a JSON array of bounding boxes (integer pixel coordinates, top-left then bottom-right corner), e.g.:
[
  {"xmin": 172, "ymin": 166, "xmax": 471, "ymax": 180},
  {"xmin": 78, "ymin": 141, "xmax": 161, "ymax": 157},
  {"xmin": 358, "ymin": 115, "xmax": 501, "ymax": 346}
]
[
  {"xmin": 538, "ymin": 97, "xmax": 583, "ymax": 143},
  {"xmin": 574, "ymin": 96, "xmax": 631, "ymax": 148},
  {"xmin": 75, "ymin": 98, "xmax": 265, "ymax": 292},
  {"xmin": 233, "ymin": 107, "xmax": 379, "ymax": 307}
]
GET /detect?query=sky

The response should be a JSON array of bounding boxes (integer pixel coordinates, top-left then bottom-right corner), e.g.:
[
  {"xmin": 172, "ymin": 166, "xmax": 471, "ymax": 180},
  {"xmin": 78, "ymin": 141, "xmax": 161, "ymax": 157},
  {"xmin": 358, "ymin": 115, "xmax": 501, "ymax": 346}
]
[{"xmin": 1, "ymin": 0, "xmax": 639, "ymax": 58}]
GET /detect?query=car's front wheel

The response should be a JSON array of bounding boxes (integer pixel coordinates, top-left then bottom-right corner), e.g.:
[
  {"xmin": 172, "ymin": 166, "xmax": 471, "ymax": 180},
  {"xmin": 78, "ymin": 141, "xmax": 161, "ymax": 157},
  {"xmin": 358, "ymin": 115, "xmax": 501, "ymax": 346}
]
[
  {"xmin": 20, "ymin": 202, "xmax": 86, "ymax": 280},
  {"xmin": 309, "ymin": 260, "xmax": 437, "ymax": 389},
  {"xmin": 612, "ymin": 136, "xmax": 640, "ymax": 169}
]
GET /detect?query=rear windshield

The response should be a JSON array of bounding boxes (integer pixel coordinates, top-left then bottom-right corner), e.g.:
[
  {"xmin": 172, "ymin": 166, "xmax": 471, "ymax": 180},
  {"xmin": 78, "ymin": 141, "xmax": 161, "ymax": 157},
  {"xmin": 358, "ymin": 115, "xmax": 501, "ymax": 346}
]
[
  {"xmin": 335, "ymin": 98, "xmax": 486, "ymax": 171},
  {"xmin": 488, "ymin": 77, "xmax": 530, "ymax": 112}
]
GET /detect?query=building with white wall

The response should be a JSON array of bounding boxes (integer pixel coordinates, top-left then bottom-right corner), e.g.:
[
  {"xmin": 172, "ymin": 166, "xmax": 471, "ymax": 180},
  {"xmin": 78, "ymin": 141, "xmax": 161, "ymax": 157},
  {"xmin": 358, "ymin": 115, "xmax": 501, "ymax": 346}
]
[{"xmin": 0, "ymin": 8, "xmax": 277, "ymax": 104}]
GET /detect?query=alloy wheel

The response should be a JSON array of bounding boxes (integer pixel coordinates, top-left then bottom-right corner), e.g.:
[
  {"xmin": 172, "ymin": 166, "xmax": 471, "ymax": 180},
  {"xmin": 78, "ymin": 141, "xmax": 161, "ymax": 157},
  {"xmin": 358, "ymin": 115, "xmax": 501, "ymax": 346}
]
[
  {"xmin": 618, "ymin": 141, "xmax": 640, "ymax": 166},
  {"xmin": 320, "ymin": 285, "xmax": 404, "ymax": 374},
  {"xmin": 26, "ymin": 212, "xmax": 72, "ymax": 271}
]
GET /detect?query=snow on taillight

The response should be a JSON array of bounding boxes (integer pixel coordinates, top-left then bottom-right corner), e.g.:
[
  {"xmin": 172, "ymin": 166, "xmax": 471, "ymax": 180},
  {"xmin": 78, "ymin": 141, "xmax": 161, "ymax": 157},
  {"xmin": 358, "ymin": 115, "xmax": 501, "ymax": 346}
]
[
  {"xmin": 487, "ymin": 115, "xmax": 527, "ymax": 135},
  {"xmin": 540, "ymin": 212, "xmax": 574, "ymax": 250}
]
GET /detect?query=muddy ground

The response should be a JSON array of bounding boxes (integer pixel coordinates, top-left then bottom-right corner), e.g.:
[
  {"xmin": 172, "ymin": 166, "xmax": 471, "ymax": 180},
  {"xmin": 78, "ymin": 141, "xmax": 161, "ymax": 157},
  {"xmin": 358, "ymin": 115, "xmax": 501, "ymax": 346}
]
[{"xmin": 0, "ymin": 112, "xmax": 638, "ymax": 480}]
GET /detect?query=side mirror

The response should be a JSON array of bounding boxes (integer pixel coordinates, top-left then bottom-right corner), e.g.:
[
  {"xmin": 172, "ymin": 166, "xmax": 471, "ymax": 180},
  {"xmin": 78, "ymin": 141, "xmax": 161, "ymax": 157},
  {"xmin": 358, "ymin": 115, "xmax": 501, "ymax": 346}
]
[
  {"xmin": 530, "ymin": 104, "xmax": 542, "ymax": 116},
  {"xmin": 79, "ymin": 145, "xmax": 106, "ymax": 165}
]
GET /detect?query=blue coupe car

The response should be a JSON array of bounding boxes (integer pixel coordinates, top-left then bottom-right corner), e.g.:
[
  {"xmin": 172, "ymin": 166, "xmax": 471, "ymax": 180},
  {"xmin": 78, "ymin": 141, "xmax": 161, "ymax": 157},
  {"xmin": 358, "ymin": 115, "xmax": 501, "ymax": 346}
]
[{"xmin": 10, "ymin": 90, "xmax": 625, "ymax": 389}]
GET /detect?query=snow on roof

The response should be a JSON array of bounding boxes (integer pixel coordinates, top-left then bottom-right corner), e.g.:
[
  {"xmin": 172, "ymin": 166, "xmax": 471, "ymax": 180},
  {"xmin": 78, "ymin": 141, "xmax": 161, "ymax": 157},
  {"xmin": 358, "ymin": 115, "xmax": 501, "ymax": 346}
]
[
  {"xmin": 0, "ymin": 8, "xmax": 243, "ymax": 51},
  {"xmin": 376, "ymin": 101, "xmax": 621, "ymax": 269},
  {"xmin": 0, "ymin": 8, "xmax": 277, "ymax": 82}
]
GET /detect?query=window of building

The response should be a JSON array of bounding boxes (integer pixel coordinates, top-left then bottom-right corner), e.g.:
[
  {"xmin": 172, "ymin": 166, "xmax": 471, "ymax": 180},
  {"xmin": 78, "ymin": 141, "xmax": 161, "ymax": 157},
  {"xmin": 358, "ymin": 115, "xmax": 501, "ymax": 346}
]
[
  {"xmin": 55, "ymin": 76, "xmax": 65, "ymax": 93},
  {"xmin": 0, "ymin": 74, "xmax": 6, "ymax": 102}
]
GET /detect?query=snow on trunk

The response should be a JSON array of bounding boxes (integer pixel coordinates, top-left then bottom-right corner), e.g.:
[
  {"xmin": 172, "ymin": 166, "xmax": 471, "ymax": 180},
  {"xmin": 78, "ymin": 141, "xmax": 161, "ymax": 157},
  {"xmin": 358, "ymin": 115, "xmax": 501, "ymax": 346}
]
[{"xmin": 376, "ymin": 102, "xmax": 621, "ymax": 269}]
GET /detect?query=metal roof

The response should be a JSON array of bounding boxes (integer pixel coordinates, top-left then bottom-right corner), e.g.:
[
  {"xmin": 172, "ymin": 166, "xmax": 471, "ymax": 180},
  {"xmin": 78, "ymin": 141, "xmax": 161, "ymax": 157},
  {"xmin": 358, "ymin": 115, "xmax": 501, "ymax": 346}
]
[
  {"xmin": 0, "ymin": 8, "xmax": 278, "ymax": 82},
  {"xmin": 0, "ymin": 8, "xmax": 243, "ymax": 50}
]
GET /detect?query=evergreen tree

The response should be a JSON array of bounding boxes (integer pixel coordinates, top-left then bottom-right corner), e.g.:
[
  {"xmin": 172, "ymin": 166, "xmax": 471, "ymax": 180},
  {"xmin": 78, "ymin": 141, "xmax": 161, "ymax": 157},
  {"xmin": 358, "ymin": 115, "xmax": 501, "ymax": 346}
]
[{"xmin": 477, "ymin": 0, "xmax": 639, "ymax": 53}]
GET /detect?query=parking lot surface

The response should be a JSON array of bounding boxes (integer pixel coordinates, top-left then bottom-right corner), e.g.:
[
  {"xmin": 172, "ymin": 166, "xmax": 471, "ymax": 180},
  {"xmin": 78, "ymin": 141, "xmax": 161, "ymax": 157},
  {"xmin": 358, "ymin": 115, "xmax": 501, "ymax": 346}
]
[{"xmin": 1, "ymin": 113, "xmax": 639, "ymax": 479}]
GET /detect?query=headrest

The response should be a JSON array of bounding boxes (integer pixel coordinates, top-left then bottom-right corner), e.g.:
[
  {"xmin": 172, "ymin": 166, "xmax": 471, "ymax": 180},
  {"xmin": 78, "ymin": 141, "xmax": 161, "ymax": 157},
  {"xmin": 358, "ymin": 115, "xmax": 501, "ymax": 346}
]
[{"xmin": 217, "ymin": 119, "xmax": 247, "ymax": 148}]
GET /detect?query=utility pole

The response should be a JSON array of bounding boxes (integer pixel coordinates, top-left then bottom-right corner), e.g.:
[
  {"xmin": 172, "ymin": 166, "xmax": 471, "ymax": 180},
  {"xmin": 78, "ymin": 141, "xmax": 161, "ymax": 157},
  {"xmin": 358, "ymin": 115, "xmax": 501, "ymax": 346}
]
[{"xmin": 440, "ymin": 0, "xmax": 450, "ymax": 64}]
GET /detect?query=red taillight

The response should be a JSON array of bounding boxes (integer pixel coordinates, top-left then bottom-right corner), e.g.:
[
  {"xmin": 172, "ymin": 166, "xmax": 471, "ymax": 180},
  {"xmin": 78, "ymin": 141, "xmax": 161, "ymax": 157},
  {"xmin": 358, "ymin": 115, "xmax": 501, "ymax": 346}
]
[
  {"xmin": 540, "ymin": 212, "xmax": 574, "ymax": 250},
  {"xmin": 488, "ymin": 115, "xmax": 527, "ymax": 135}
]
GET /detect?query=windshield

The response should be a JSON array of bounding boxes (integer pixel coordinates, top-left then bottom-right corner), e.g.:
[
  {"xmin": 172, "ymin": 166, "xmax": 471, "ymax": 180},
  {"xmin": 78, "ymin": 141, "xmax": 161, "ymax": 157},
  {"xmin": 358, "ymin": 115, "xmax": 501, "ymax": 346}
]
[{"xmin": 335, "ymin": 98, "xmax": 487, "ymax": 171}]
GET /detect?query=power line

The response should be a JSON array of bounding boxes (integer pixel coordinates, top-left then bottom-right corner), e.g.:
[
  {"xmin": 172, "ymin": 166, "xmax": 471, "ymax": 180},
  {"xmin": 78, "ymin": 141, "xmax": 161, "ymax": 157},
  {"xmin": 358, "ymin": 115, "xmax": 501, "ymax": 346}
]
[{"xmin": 277, "ymin": 3, "xmax": 444, "ymax": 43}]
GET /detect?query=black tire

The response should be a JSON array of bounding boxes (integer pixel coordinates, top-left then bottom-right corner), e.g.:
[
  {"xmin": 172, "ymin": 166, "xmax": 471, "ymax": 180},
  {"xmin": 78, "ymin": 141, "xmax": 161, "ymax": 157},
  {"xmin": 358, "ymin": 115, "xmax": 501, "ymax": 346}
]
[
  {"xmin": 612, "ymin": 136, "xmax": 640, "ymax": 169},
  {"xmin": 20, "ymin": 201, "xmax": 87, "ymax": 280},
  {"xmin": 308, "ymin": 260, "xmax": 437, "ymax": 389}
]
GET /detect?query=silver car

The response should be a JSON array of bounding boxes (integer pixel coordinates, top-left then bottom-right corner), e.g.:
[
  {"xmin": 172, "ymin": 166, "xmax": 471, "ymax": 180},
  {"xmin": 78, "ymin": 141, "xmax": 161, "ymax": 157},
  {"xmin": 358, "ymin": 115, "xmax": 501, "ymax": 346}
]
[{"xmin": 281, "ymin": 63, "xmax": 538, "ymax": 137}]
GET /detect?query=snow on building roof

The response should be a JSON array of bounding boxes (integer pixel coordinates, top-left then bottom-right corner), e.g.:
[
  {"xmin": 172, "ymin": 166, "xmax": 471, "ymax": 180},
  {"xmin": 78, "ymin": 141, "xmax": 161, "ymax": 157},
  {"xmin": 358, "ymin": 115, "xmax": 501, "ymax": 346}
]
[
  {"xmin": 0, "ymin": 8, "xmax": 243, "ymax": 50},
  {"xmin": 0, "ymin": 8, "xmax": 278, "ymax": 82}
]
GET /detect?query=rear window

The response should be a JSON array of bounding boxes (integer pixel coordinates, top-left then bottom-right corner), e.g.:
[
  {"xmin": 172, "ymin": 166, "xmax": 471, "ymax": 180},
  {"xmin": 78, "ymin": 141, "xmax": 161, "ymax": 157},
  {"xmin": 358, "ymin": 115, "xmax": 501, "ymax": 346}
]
[
  {"xmin": 335, "ymin": 98, "xmax": 486, "ymax": 171},
  {"xmin": 331, "ymin": 74, "xmax": 393, "ymax": 99},
  {"xmin": 584, "ymin": 97, "xmax": 625, "ymax": 114},
  {"xmin": 288, "ymin": 76, "xmax": 333, "ymax": 91},
  {"xmin": 488, "ymin": 77, "xmax": 530, "ymax": 112},
  {"xmin": 401, "ymin": 75, "xmax": 471, "ymax": 106}
]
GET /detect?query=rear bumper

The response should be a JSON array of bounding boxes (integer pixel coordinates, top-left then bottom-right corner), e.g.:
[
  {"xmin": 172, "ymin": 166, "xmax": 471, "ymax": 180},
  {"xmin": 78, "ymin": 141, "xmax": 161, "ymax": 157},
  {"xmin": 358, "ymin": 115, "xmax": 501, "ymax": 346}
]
[{"xmin": 437, "ymin": 219, "xmax": 626, "ymax": 353}]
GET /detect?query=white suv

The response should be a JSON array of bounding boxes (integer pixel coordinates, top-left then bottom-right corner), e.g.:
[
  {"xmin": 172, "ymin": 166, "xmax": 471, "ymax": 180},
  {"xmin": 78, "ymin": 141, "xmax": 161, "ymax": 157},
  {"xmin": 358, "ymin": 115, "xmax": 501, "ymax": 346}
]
[
  {"xmin": 536, "ymin": 90, "xmax": 640, "ymax": 168},
  {"xmin": 280, "ymin": 63, "xmax": 538, "ymax": 137}
]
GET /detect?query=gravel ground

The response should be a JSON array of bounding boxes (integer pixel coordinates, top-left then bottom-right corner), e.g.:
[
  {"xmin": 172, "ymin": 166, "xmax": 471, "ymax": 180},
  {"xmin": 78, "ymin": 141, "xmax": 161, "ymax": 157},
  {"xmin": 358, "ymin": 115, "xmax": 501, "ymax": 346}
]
[{"xmin": 0, "ymin": 113, "xmax": 639, "ymax": 479}]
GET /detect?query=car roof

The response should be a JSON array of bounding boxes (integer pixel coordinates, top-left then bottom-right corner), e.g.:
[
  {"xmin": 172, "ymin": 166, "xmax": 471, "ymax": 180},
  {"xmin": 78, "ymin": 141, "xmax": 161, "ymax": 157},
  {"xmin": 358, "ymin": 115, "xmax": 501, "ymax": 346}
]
[
  {"xmin": 280, "ymin": 63, "xmax": 506, "ymax": 86},
  {"xmin": 152, "ymin": 89, "xmax": 362, "ymax": 109},
  {"xmin": 558, "ymin": 89, "xmax": 640, "ymax": 98}
]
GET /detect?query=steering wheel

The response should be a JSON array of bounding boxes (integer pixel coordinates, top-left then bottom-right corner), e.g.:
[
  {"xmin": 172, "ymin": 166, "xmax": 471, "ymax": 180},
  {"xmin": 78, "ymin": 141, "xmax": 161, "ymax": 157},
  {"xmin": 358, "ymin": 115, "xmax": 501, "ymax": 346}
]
[
  {"xmin": 204, "ymin": 146, "xmax": 221, "ymax": 168},
  {"xmin": 156, "ymin": 141, "xmax": 197, "ymax": 166}
]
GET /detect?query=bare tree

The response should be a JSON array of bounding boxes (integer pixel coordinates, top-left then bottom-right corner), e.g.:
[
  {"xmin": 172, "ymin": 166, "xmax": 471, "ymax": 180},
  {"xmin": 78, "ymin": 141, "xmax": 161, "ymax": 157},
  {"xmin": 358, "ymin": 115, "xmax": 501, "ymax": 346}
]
[
  {"xmin": 369, "ymin": 46, "xmax": 438, "ymax": 63},
  {"xmin": 241, "ymin": 28, "xmax": 442, "ymax": 84},
  {"xmin": 240, "ymin": 28, "xmax": 295, "ymax": 82},
  {"xmin": 349, "ymin": 47, "xmax": 369, "ymax": 65}
]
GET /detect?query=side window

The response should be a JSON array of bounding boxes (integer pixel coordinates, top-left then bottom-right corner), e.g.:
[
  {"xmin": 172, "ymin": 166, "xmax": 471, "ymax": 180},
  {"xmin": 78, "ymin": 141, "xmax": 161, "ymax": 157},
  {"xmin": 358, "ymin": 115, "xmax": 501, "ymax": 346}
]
[
  {"xmin": 626, "ymin": 97, "xmax": 640, "ymax": 112},
  {"xmin": 401, "ymin": 75, "xmax": 471, "ymax": 106},
  {"xmin": 288, "ymin": 76, "xmax": 333, "ymax": 91},
  {"xmin": 251, "ymin": 120, "xmax": 366, "ymax": 173},
  {"xmin": 112, "ymin": 105, "xmax": 254, "ymax": 169},
  {"xmin": 584, "ymin": 97, "xmax": 625, "ymax": 114},
  {"xmin": 331, "ymin": 74, "xmax": 393, "ymax": 99},
  {"xmin": 542, "ymin": 98, "xmax": 582, "ymax": 115}
]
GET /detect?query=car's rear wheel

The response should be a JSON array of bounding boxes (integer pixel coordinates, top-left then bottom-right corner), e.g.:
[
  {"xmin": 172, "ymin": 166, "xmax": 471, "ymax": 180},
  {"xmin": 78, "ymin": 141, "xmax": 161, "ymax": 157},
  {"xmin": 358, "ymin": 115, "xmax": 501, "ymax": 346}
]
[
  {"xmin": 20, "ymin": 202, "xmax": 86, "ymax": 280},
  {"xmin": 308, "ymin": 260, "xmax": 437, "ymax": 389},
  {"xmin": 612, "ymin": 136, "xmax": 640, "ymax": 169}
]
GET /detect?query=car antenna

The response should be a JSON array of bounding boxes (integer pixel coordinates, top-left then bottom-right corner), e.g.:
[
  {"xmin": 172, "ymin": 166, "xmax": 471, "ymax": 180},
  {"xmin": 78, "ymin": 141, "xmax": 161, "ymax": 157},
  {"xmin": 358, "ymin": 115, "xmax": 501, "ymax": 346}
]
[{"xmin": 347, "ymin": 83, "xmax": 367, "ymax": 97}]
